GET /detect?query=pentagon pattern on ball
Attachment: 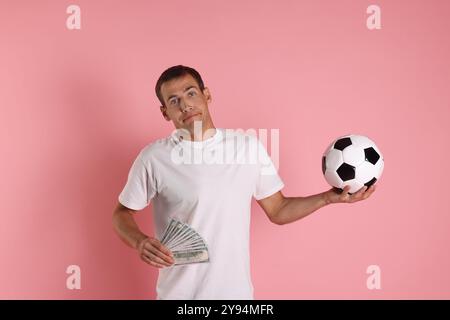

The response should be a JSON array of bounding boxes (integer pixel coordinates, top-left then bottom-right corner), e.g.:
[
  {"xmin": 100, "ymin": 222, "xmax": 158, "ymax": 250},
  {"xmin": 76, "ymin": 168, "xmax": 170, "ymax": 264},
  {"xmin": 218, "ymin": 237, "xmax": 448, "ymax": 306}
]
[
  {"xmin": 336, "ymin": 162, "xmax": 355, "ymax": 181},
  {"xmin": 365, "ymin": 147, "xmax": 380, "ymax": 165},
  {"xmin": 333, "ymin": 137, "xmax": 352, "ymax": 151}
]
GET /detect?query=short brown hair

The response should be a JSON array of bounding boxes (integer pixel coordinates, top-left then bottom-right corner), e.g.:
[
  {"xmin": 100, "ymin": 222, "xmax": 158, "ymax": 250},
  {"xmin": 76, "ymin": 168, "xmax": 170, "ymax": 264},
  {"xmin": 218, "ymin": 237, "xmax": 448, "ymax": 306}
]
[{"xmin": 155, "ymin": 65, "xmax": 205, "ymax": 106}]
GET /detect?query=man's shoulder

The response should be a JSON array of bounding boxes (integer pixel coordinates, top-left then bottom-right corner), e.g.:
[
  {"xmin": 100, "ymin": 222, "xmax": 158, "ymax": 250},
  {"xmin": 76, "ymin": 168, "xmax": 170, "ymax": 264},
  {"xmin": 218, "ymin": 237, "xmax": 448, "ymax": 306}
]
[{"xmin": 138, "ymin": 135, "xmax": 174, "ymax": 162}]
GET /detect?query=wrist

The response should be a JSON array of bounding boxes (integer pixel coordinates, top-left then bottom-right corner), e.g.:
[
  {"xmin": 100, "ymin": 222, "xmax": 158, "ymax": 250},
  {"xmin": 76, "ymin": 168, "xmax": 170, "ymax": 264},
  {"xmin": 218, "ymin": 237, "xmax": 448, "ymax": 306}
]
[{"xmin": 321, "ymin": 191, "xmax": 331, "ymax": 206}]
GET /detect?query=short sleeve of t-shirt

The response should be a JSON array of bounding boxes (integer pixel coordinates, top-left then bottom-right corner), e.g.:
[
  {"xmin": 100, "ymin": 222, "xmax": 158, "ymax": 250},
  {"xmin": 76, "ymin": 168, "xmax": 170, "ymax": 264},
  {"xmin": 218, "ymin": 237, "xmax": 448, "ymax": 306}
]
[
  {"xmin": 253, "ymin": 138, "xmax": 285, "ymax": 200},
  {"xmin": 118, "ymin": 152, "xmax": 156, "ymax": 211}
]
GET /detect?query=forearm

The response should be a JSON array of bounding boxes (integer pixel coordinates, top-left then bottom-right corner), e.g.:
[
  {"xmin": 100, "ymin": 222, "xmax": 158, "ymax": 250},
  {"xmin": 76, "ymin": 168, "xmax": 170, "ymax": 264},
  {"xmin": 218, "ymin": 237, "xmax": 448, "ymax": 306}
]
[
  {"xmin": 274, "ymin": 192, "xmax": 329, "ymax": 225},
  {"xmin": 112, "ymin": 211, "xmax": 148, "ymax": 249}
]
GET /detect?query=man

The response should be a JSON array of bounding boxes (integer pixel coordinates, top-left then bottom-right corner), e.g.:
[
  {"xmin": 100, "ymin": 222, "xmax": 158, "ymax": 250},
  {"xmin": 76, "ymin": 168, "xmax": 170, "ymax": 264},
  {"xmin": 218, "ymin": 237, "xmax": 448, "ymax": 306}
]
[{"xmin": 112, "ymin": 65, "xmax": 376, "ymax": 300}]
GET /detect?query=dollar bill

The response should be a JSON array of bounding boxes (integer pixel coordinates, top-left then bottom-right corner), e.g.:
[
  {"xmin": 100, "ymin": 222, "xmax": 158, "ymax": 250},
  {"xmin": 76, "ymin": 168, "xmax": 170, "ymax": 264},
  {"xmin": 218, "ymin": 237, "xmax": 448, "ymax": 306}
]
[
  {"xmin": 159, "ymin": 218, "xmax": 210, "ymax": 265},
  {"xmin": 172, "ymin": 249, "xmax": 209, "ymax": 265},
  {"xmin": 161, "ymin": 219, "xmax": 177, "ymax": 245},
  {"xmin": 167, "ymin": 229, "xmax": 202, "ymax": 248},
  {"xmin": 162, "ymin": 220, "xmax": 184, "ymax": 246},
  {"xmin": 164, "ymin": 223, "xmax": 192, "ymax": 247}
]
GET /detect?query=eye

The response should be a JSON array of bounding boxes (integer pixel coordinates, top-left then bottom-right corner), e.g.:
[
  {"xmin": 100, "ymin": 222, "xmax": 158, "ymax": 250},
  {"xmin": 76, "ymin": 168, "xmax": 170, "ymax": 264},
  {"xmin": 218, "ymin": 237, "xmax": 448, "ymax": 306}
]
[
  {"xmin": 170, "ymin": 98, "xmax": 178, "ymax": 105},
  {"xmin": 188, "ymin": 91, "xmax": 196, "ymax": 96}
]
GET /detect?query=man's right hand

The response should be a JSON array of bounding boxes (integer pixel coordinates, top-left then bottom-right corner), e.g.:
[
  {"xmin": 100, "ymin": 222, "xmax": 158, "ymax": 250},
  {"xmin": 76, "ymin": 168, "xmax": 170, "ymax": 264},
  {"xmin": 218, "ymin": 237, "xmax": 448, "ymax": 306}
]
[{"xmin": 136, "ymin": 236, "xmax": 175, "ymax": 268}]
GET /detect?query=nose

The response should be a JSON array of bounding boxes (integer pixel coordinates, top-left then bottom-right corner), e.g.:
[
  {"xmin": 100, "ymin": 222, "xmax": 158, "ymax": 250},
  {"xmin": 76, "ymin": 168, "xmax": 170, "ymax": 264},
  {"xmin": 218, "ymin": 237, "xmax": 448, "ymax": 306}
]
[{"xmin": 179, "ymin": 98, "xmax": 193, "ymax": 112}]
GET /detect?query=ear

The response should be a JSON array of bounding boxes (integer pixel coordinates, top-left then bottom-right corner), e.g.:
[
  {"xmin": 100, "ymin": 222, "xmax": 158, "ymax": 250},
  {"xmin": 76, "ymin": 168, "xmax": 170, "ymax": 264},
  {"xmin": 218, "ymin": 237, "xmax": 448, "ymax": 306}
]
[
  {"xmin": 203, "ymin": 87, "xmax": 212, "ymax": 103},
  {"xmin": 160, "ymin": 105, "xmax": 170, "ymax": 121}
]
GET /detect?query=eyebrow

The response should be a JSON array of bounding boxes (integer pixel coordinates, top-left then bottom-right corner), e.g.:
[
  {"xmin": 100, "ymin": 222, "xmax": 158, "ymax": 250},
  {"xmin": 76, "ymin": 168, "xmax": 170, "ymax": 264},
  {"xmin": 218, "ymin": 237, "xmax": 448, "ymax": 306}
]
[{"xmin": 167, "ymin": 86, "xmax": 197, "ymax": 102}]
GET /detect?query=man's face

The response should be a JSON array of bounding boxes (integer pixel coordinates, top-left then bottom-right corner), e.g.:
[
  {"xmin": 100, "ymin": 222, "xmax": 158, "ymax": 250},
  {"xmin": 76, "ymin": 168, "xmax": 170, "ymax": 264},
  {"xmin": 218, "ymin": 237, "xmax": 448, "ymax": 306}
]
[{"xmin": 159, "ymin": 74, "xmax": 213, "ymax": 132}]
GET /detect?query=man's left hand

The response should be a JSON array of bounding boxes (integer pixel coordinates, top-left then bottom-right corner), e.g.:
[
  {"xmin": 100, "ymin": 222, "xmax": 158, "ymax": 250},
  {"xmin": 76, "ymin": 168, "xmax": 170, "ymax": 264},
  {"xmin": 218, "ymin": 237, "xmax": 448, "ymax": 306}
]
[{"xmin": 323, "ymin": 184, "xmax": 376, "ymax": 204}]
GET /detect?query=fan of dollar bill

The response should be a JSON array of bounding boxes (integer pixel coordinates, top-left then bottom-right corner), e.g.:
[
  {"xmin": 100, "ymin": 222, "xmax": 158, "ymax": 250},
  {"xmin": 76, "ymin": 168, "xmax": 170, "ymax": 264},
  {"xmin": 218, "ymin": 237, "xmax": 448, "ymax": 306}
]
[{"xmin": 160, "ymin": 218, "xmax": 210, "ymax": 265}]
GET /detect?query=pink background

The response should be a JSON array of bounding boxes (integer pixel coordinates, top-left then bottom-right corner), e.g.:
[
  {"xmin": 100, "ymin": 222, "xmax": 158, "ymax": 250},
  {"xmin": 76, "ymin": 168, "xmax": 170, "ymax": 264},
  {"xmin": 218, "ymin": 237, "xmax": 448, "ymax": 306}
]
[{"xmin": 1, "ymin": 0, "xmax": 449, "ymax": 299}]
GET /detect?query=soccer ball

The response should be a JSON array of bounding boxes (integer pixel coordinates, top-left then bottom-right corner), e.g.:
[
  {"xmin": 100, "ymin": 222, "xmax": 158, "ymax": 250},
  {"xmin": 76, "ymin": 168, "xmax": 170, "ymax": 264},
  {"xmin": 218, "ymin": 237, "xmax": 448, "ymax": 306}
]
[{"xmin": 322, "ymin": 134, "xmax": 384, "ymax": 195}]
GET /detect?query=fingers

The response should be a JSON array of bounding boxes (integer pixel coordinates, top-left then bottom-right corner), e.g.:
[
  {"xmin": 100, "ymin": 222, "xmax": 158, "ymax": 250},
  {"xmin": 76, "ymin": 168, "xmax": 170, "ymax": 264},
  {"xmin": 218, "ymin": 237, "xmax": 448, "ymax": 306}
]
[
  {"xmin": 141, "ymin": 249, "xmax": 173, "ymax": 267},
  {"xmin": 145, "ymin": 246, "xmax": 174, "ymax": 265},
  {"xmin": 362, "ymin": 184, "xmax": 376, "ymax": 199},
  {"xmin": 333, "ymin": 184, "xmax": 377, "ymax": 204},
  {"xmin": 339, "ymin": 185, "xmax": 352, "ymax": 201},
  {"xmin": 349, "ymin": 184, "xmax": 376, "ymax": 202},
  {"xmin": 140, "ymin": 237, "xmax": 175, "ymax": 268},
  {"xmin": 150, "ymin": 238, "xmax": 174, "ymax": 259},
  {"xmin": 140, "ymin": 253, "xmax": 167, "ymax": 268},
  {"xmin": 146, "ymin": 238, "xmax": 174, "ymax": 264},
  {"xmin": 355, "ymin": 185, "xmax": 368, "ymax": 197}
]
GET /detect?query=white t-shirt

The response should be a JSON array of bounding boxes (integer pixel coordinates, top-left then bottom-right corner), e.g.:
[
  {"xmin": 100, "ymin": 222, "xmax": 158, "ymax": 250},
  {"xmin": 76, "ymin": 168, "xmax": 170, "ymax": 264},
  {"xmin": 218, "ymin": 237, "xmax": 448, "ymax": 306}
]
[{"xmin": 118, "ymin": 128, "xmax": 284, "ymax": 299}]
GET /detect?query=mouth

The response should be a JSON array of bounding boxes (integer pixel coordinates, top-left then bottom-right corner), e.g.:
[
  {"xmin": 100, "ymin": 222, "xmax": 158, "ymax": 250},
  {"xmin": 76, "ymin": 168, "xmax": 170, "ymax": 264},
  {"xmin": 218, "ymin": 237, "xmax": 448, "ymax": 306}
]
[{"xmin": 183, "ymin": 113, "xmax": 201, "ymax": 123}]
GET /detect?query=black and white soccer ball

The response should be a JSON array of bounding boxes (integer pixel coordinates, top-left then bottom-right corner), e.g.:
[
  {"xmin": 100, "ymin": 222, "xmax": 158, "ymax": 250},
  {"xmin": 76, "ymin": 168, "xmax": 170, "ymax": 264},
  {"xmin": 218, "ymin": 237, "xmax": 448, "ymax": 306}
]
[{"xmin": 322, "ymin": 134, "xmax": 384, "ymax": 195}]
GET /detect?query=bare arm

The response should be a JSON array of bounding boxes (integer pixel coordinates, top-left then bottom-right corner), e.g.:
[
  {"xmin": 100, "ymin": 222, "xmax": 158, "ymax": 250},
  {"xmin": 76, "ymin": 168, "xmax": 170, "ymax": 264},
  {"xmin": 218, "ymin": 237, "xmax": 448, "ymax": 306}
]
[
  {"xmin": 257, "ymin": 185, "xmax": 376, "ymax": 225},
  {"xmin": 256, "ymin": 191, "xmax": 328, "ymax": 225},
  {"xmin": 112, "ymin": 202, "xmax": 174, "ymax": 268},
  {"xmin": 112, "ymin": 202, "xmax": 148, "ymax": 249}
]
